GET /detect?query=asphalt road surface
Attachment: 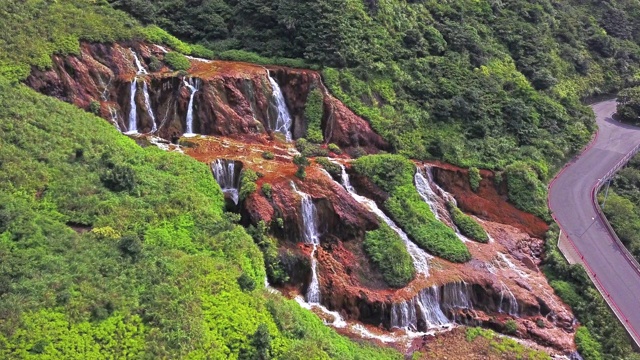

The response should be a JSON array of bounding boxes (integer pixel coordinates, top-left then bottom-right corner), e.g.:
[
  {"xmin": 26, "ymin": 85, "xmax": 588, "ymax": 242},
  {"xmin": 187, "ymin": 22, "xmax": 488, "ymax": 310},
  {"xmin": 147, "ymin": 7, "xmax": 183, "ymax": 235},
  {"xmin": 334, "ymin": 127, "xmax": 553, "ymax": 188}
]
[{"xmin": 548, "ymin": 99, "xmax": 640, "ymax": 344}]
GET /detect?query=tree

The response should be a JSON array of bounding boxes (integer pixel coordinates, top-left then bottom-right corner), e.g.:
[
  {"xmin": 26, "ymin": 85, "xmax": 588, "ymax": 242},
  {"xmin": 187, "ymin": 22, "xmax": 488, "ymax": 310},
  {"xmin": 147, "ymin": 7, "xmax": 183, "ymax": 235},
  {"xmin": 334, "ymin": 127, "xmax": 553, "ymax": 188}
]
[{"xmin": 617, "ymin": 87, "xmax": 640, "ymax": 123}]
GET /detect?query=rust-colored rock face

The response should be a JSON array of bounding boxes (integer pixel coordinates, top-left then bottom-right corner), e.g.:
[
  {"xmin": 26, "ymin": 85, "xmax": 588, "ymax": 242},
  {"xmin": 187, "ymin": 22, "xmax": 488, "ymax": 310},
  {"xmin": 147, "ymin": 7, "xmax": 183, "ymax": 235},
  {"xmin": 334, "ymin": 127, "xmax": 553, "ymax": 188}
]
[
  {"xmin": 26, "ymin": 42, "xmax": 387, "ymax": 153},
  {"xmin": 427, "ymin": 161, "xmax": 549, "ymax": 238},
  {"xmin": 26, "ymin": 41, "xmax": 574, "ymax": 356}
]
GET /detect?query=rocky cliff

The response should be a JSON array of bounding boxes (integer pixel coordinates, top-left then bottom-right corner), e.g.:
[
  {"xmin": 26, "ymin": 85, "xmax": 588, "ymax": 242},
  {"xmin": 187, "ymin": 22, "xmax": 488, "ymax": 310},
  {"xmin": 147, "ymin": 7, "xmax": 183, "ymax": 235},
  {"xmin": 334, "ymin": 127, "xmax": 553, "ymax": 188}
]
[
  {"xmin": 26, "ymin": 42, "xmax": 577, "ymax": 356},
  {"xmin": 27, "ymin": 42, "xmax": 388, "ymax": 154}
]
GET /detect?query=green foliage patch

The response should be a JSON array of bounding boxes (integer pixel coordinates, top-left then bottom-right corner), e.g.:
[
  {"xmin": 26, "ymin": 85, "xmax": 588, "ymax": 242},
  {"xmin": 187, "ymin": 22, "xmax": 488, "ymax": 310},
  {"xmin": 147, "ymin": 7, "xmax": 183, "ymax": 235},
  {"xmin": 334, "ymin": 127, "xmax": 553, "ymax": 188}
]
[
  {"xmin": 468, "ymin": 167, "xmax": 481, "ymax": 192},
  {"xmin": 448, "ymin": 202, "xmax": 489, "ymax": 243},
  {"xmin": 304, "ymin": 88, "xmax": 324, "ymax": 143},
  {"xmin": 164, "ymin": 51, "xmax": 191, "ymax": 71},
  {"xmin": 353, "ymin": 155, "xmax": 470, "ymax": 262},
  {"xmin": 364, "ymin": 223, "xmax": 415, "ymax": 288},
  {"xmin": 0, "ymin": 78, "xmax": 400, "ymax": 359},
  {"xmin": 504, "ymin": 162, "xmax": 549, "ymax": 220}
]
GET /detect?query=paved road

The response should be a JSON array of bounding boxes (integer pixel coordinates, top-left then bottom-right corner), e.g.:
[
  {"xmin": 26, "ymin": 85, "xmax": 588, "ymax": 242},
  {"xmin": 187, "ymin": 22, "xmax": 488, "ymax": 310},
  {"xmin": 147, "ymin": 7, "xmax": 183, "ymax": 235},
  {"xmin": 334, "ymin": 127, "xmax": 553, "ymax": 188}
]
[{"xmin": 549, "ymin": 99, "xmax": 640, "ymax": 344}]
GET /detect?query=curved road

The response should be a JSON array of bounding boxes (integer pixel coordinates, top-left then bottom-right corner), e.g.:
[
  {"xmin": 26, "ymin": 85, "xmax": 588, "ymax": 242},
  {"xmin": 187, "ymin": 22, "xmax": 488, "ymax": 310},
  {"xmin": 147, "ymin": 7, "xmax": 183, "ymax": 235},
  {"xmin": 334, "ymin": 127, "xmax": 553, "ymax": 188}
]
[{"xmin": 549, "ymin": 99, "xmax": 640, "ymax": 345}]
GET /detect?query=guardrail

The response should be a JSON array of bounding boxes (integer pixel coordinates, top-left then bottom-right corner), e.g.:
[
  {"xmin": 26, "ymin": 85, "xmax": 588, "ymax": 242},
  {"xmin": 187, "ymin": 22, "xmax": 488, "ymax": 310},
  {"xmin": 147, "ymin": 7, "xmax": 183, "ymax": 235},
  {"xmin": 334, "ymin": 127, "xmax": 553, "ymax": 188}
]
[
  {"xmin": 554, "ymin": 140, "xmax": 640, "ymax": 349},
  {"xmin": 592, "ymin": 142, "xmax": 640, "ymax": 275}
]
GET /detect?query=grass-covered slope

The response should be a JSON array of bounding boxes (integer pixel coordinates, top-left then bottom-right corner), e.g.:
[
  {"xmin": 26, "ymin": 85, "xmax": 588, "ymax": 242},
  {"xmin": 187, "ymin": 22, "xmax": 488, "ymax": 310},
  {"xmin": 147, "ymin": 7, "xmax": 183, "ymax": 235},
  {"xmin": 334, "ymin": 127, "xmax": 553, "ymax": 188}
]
[
  {"xmin": 353, "ymin": 154, "xmax": 470, "ymax": 263},
  {"xmin": 364, "ymin": 223, "xmax": 416, "ymax": 287},
  {"xmin": 0, "ymin": 79, "xmax": 401, "ymax": 359}
]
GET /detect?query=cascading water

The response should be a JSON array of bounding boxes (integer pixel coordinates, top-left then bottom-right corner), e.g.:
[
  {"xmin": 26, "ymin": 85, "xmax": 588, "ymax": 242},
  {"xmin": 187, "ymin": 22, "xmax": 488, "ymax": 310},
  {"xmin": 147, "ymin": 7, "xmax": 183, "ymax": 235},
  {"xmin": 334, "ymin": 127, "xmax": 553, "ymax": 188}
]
[
  {"xmin": 125, "ymin": 50, "xmax": 149, "ymax": 135},
  {"xmin": 126, "ymin": 78, "xmax": 138, "ymax": 134},
  {"xmin": 183, "ymin": 78, "xmax": 199, "ymax": 137},
  {"xmin": 211, "ymin": 159, "xmax": 240, "ymax": 205},
  {"xmin": 440, "ymin": 281, "xmax": 474, "ymax": 312},
  {"xmin": 268, "ymin": 75, "xmax": 293, "ymax": 142},
  {"xmin": 498, "ymin": 282, "xmax": 519, "ymax": 317},
  {"xmin": 108, "ymin": 106, "xmax": 122, "ymax": 132},
  {"xmin": 415, "ymin": 167, "xmax": 471, "ymax": 242},
  {"xmin": 291, "ymin": 182, "xmax": 321, "ymax": 303},
  {"xmin": 142, "ymin": 81, "xmax": 157, "ymax": 132},
  {"xmin": 130, "ymin": 49, "xmax": 148, "ymax": 75},
  {"xmin": 332, "ymin": 162, "xmax": 431, "ymax": 276},
  {"xmin": 390, "ymin": 286, "xmax": 451, "ymax": 331}
]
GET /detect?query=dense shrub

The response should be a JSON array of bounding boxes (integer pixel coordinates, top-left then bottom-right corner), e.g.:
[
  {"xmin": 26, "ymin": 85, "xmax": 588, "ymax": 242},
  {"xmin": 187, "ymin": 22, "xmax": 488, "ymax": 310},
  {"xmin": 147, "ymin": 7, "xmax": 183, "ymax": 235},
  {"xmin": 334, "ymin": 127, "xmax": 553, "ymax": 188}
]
[
  {"xmin": 304, "ymin": 89, "xmax": 324, "ymax": 143},
  {"xmin": 468, "ymin": 167, "xmax": 481, "ymax": 192},
  {"xmin": 364, "ymin": 223, "xmax": 415, "ymax": 288},
  {"xmin": 296, "ymin": 138, "xmax": 328, "ymax": 157},
  {"xmin": 504, "ymin": 162, "xmax": 549, "ymax": 219},
  {"xmin": 504, "ymin": 319, "xmax": 517, "ymax": 335},
  {"xmin": 262, "ymin": 151, "xmax": 275, "ymax": 160},
  {"xmin": 315, "ymin": 157, "xmax": 341, "ymax": 178},
  {"xmin": 262, "ymin": 183, "xmax": 272, "ymax": 199},
  {"xmin": 354, "ymin": 155, "xmax": 470, "ymax": 263},
  {"xmin": 295, "ymin": 166, "xmax": 307, "ymax": 180},
  {"xmin": 616, "ymin": 87, "xmax": 640, "ymax": 124},
  {"xmin": 328, "ymin": 143, "xmax": 342, "ymax": 155},
  {"xmin": 164, "ymin": 51, "xmax": 191, "ymax": 71},
  {"xmin": 239, "ymin": 169, "xmax": 259, "ymax": 200},
  {"xmin": 100, "ymin": 164, "xmax": 136, "ymax": 192},
  {"xmin": 576, "ymin": 327, "xmax": 603, "ymax": 360},
  {"xmin": 448, "ymin": 202, "xmax": 488, "ymax": 243},
  {"xmin": 293, "ymin": 155, "xmax": 310, "ymax": 167}
]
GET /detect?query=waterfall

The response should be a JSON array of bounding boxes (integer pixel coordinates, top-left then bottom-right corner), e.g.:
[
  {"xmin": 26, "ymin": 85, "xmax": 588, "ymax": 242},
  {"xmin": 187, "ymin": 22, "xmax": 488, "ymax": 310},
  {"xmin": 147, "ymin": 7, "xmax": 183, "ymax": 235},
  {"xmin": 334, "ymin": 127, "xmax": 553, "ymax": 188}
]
[
  {"xmin": 332, "ymin": 162, "xmax": 431, "ymax": 276},
  {"xmin": 126, "ymin": 78, "xmax": 138, "ymax": 134},
  {"xmin": 130, "ymin": 49, "xmax": 147, "ymax": 75},
  {"xmin": 440, "ymin": 281, "xmax": 474, "ymax": 312},
  {"xmin": 211, "ymin": 159, "xmax": 239, "ymax": 205},
  {"xmin": 108, "ymin": 106, "xmax": 122, "ymax": 132},
  {"xmin": 415, "ymin": 167, "xmax": 471, "ymax": 242},
  {"xmin": 291, "ymin": 182, "xmax": 321, "ymax": 303},
  {"xmin": 498, "ymin": 282, "xmax": 519, "ymax": 317},
  {"xmin": 268, "ymin": 75, "xmax": 293, "ymax": 142},
  {"xmin": 142, "ymin": 81, "xmax": 157, "ymax": 132},
  {"xmin": 183, "ymin": 78, "xmax": 199, "ymax": 137},
  {"xmin": 390, "ymin": 286, "xmax": 451, "ymax": 331}
]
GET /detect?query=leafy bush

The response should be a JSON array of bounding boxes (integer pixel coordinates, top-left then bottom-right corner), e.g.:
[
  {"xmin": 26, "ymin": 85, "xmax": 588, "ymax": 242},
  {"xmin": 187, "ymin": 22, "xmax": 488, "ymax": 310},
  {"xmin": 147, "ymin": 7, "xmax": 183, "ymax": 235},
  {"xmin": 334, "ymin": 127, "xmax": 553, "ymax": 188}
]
[
  {"xmin": 364, "ymin": 223, "xmax": 415, "ymax": 287},
  {"xmin": 468, "ymin": 167, "xmax": 481, "ymax": 192},
  {"xmin": 296, "ymin": 138, "xmax": 328, "ymax": 157},
  {"xmin": 354, "ymin": 155, "xmax": 470, "ymax": 263},
  {"xmin": 140, "ymin": 25, "xmax": 192, "ymax": 54},
  {"xmin": 237, "ymin": 272, "xmax": 257, "ymax": 292},
  {"xmin": 89, "ymin": 100, "xmax": 101, "ymax": 115},
  {"xmin": 100, "ymin": 164, "xmax": 136, "ymax": 192},
  {"xmin": 616, "ymin": 87, "xmax": 640, "ymax": 124},
  {"xmin": 148, "ymin": 55, "xmax": 162, "ymax": 72},
  {"xmin": 304, "ymin": 89, "xmax": 324, "ymax": 143},
  {"xmin": 315, "ymin": 157, "xmax": 341, "ymax": 178},
  {"xmin": 576, "ymin": 327, "xmax": 603, "ymax": 360},
  {"xmin": 295, "ymin": 166, "xmax": 307, "ymax": 180},
  {"xmin": 262, "ymin": 183, "xmax": 272, "ymax": 199},
  {"xmin": 262, "ymin": 151, "xmax": 275, "ymax": 160},
  {"xmin": 448, "ymin": 202, "xmax": 488, "ymax": 243},
  {"xmin": 239, "ymin": 169, "xmax": 259, "ymax": 200},
  {"xmin": 504, "ymin": 319, "xmax": 517, "ymax": 335},
  {"xmin": 328, "ymin": 143, "xmax": 342, "ymax": 155},
  {"xmin": 164, "ymin": 51, "xmax": 191, "ymax": 71},
  {"xmin": 293, "ymin": 155, "xmax": 310, "ymax": 167},
  {"xmin": 504, "ymin": 162, "xmax": 549, "ymax": 219}
]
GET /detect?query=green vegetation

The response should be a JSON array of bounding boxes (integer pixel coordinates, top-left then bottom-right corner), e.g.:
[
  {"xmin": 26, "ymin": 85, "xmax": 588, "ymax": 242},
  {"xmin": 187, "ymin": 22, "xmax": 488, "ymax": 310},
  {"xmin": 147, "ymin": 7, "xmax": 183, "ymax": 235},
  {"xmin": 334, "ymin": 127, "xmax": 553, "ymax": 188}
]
[
  {"xmin": 304, "ymin": 88, "xmax": 324, "ymax": 143},
  {"xmin": 0, "ymin": 72, "xmax": 402, "ymax": 358},
  {"xmin": 448, "ymin": 202, "xmax": 489, "ymax": 243},
  {"xmin": 468, "ymin": 167, "xmax": 481, "ymax": 192},
  {"xmin": 616, "ymin": 87, "xmax": 640, "ymax": 124},
  {"xmin": 262, "ymin": 151, "xmax": 275, "ymax": 160},
  {"xmin": 504, "ymin": 162, "xmax": 549, "ymax": 219},
  {"xmin": 465, "ymin": 327, "xmax": 550, "ymax": 360},
  {"xmin": 601, "ymin": 154, "xmax": 640, "ymax": 265},
  {"xmin": 543, "ymin": 224, "xmax": 638, "ymax": 360},
  {"xmin": 164, "ymin": 51, "xmax": 191, "ymax": 71},
  {"xmin": 576, "ymin": 327, "xmax": 603, "ymax": 360},
  {"xmin": 504, "ymin": 319, "xmax": 518, "ymax": 335},
  {"xmin": 296, "ymin": 138, "xmax": 328, "ymax": 158},
  {"xmin": 295, "ymin": 166, "xmax": 307, "ymax": 180},
  {"xmin": 353, "ymin": 155, "xmax": 470, "ymax": 262},
  {"xmin": 364, "ymin": 223, "xmax": 415, "ymax": 288},
  {"xmin": 239, "ymin": 169, "xmax": 259, "ymax": 201},
  {"xmin": 315, "ymin": 157, "xmax": 341, "ymax": 178},
  {"xmin": 328, "ymin": 143, "xmax": 342, "ymax": 155},
  {"xmin": 261, "ymin": 183, "xmax": 272, "ymax": 199}
]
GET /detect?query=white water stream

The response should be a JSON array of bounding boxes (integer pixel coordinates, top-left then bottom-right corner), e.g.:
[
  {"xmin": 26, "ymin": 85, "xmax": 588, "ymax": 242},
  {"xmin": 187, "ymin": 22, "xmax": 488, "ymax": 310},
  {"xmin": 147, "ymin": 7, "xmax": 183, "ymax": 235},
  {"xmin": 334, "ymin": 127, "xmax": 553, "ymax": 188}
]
[{"xmin": 269, "ymin": 75, "xmax": 293, "ymax": 141}]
